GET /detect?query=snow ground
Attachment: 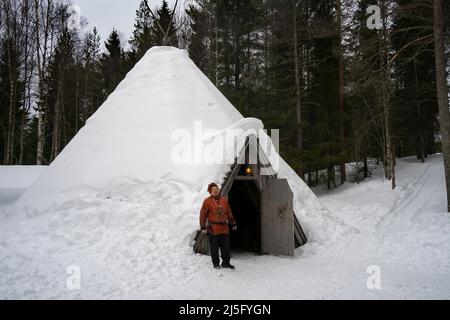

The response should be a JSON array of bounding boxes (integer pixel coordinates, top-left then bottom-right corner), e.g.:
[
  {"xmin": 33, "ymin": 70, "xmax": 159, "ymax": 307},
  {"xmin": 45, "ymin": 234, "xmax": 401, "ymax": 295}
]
[
  {"xmin": 0, "ymin": 167, "xmax": 46, "ymax": 209},
  {"xmin": 310, "ymin": 155, "xmax": 450, "ymax": 299},
  {"xmin": 0, "ymin": 155, "xmax": 448, "ymax": 299}
]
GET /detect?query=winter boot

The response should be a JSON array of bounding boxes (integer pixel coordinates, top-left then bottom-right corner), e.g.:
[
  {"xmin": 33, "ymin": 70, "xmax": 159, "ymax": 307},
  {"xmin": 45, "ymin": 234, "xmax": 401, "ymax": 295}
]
[{"xmin": 221, "ymin": 263, "xmax": 235, "ymax": 269}]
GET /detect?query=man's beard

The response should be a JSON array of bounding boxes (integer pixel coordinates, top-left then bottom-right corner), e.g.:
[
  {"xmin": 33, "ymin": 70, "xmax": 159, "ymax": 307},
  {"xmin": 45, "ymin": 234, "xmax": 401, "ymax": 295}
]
[{"xmin": 213, "ymin": 194, "xmax": 220, "ymax": 199}]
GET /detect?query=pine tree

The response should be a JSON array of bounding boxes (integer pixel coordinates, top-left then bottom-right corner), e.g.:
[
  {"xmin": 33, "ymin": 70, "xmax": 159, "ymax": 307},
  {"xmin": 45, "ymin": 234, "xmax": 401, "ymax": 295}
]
[
  {"xmin": 299, "ymin": 0, "xmax": 342, "ymax": 188},
  {"xmin": 186, "ymin": 1, "xmax": 214, "ymax": 76},
  {"xmin": 82, "ymin": 27, "xmax": 102, "ymax": 124},
  {"xmin": 46, "ymin": 26, "xmax": 76, "ymax": 161},
  {"xmin": 130, "ymin": 0, "xmax": 155, "ymax": 62},
  {"xmin": 101, "ymin": 29, "xmax": 126, "ymax": 98},
  {"xmin": 347, "ymin": 0, "xmax": 386, "ymax": 180},
  {"xmin": 391, "ymin": 0, "xmax": 438, "ymax": 162},
  {"xmin": 262, "ymin": 0, "xmax": 299, "ymax": 171}
]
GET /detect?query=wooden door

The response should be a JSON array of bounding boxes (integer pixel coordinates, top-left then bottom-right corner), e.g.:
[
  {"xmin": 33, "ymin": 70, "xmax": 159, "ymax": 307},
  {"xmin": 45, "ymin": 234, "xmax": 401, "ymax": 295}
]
[{"xmin": 261, "ymin": 178, "xmax": 295, "ymax": 256}]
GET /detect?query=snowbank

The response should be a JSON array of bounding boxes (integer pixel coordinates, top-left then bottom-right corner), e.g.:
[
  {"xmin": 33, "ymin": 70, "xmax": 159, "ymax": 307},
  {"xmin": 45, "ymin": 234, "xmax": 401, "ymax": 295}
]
[
  {"xmin": 0, "ymin": 166, "xmax": 46, "ymax": 189},
  {"xmin": 0, "ymin": 166, "xmax": 47, "ymax": 209}
]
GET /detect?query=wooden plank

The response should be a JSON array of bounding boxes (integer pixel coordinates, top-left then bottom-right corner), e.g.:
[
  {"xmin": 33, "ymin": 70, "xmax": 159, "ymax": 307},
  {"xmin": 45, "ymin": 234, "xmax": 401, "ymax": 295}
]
[
  {"xmin": 221, "ymin": 138, "xmax": 250, "ymax": 197},
  {"xmin": 234, "ymin": 176, "xmax": 259, "ymax": 181},
  {"xmin": 257, "ymin": 142, "xmax": 277, "ymax": 178},
  {"xmin": 261, "ymin": 178, "xmax": 294, "ymax": 256},
  {"xmin": 293, "ymin": 213, "xmax": 307, "ymax": 247},
  {"xmin": 193, "ymin": 231, "xmax": 210, "ymax": 255},
  {"xmin": 294, "ymin": 217, "xmax": 301, "ymax": 248}
]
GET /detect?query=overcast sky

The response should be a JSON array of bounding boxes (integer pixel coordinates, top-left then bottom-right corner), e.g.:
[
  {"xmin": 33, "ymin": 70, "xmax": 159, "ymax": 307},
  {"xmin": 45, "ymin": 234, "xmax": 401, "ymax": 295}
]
[{"xmin": 72, "ymin": 0, "xmax": 185, "ymax": 49}]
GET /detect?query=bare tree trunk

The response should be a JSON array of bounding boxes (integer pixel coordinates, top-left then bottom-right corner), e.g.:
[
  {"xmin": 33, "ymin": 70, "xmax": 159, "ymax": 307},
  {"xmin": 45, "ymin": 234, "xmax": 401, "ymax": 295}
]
[
  {"xmin": 35, "ymin": 0, "xmax": 55, "ymax": 165},
  {"xmin": 36, "ymin": 108, "xmax": 46, "ymax": 164},
  {"xmin": 293, "ymin": 0, "xmax": 303, "ymax": 178},
  {"xmin": 337, "ymin": 0, "xmax": 346, "ymax": 184},
  {"xmin": 51, "ymin": 67, "xmax": 63, "ymax": 161},
  {"xmin": 327, "ymin": 166, "xmax": 332, "ymax": 190},
  {"xmin": 264, "ymin": 12, "xmax": 269, "ymax": 90},
  {"xmin": 414, "ymin": 61, "xmax": 425, "ymax": 163},
  {"xmin": 327, "ymin": 166, "xmax": 336, "ymax": 190},
  {"xmin": 51, "ymin": 99, "xmax": 59, "ymax": 161},
  {"xmin": 61, "ymin": 82, "xmax": 67, "ymax": 147},
  {"xmin": 364, "ymin": 157, "xmax": 368, "ymax": 179},
  {"xmin": 75, "ymin": 67, "xmax": 80, "ymax": 132},
  {"xmin": 385, "ymin": 112, "xmax": 395, "ymax": 188},
  {"xmin": 433, "ymin": 0, "xmax": 450, "ymax": 212},
  {"xmin": 352, "ymin": 114, "xmax": 360, "ymax": 184},
  {"xmin": 4, "ymin": 1, "xmax": 19, "ymax": 165},
  {"xmin": 5, "ymin": 31, "xmax": 19, "ymax": 165},
  {"xmin": 380, "ymin": 1, "xmax": 395, "ymax": 189},
  {"xmin": 214, "ymin": 9, "xmax": 219, "ymax": 87},
  {"xmin": 35, "ymin": 0, "xmax": 46, "ymax": 165},
  {"xmin": 83, "ymin": 56, "xmax": 89, "ymax": 123},
  {"xmin": 19, "ymin": 112, "xmax": 26, "ymax": 165},
  {"xmin": 19, "ymin": 0, "xmax": 33, "ymax": 165},
  {"xmin": 5, "ymin": 66, "xmax": 17, "ymax": 165}
]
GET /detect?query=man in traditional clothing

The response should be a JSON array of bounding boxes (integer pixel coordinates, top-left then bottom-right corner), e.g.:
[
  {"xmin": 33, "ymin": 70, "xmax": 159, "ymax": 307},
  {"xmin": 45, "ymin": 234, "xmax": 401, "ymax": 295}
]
[{"xmin": 200, "ymin": 183, "xmax": 237, "ymax": 269}]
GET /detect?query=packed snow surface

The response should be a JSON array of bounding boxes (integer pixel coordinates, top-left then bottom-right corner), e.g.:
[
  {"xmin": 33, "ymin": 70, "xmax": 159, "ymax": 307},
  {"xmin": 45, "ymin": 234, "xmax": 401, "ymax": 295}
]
[
  {"xmin": 0, "ymin": 166, "xmax": 46, "ymax": 208},
  {"xmin": 0, "ymin": 47, "xmax": 448, "ymax": 299}
]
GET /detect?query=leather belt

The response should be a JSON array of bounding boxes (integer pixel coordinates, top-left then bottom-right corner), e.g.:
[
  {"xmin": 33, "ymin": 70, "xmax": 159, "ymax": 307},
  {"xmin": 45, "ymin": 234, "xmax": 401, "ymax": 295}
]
[{"xmin": 208, "ymin": 221, "xmax": 227, "ymax": 225}]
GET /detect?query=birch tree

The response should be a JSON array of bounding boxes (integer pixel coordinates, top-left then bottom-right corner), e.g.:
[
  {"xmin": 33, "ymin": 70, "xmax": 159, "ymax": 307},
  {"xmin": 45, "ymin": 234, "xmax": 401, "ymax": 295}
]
[{"xmin": 433, "ymin": 0, "xmax": 450, "ymax": 212}]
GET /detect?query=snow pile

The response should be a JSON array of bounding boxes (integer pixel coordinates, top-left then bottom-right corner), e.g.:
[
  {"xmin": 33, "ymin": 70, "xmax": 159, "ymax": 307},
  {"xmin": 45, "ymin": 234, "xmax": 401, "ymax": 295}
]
[
  {"xmin": 0, "ymin": 166, "xmax": 46, "ymax": 209},
  {"xmin": 0, "ymin": 47, "xmax": 341, "ymax": 299},
  {"xmin": 0, "ymin": 166, "xmax": 46, "ymax": 189}
]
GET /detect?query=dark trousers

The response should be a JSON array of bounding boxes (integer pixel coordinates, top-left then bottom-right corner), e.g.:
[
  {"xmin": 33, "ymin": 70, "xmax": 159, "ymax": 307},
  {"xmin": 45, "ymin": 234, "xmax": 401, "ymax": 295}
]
[{"xmin": 209, "ymin": 234, "xmax": 230, "ymax": 266}]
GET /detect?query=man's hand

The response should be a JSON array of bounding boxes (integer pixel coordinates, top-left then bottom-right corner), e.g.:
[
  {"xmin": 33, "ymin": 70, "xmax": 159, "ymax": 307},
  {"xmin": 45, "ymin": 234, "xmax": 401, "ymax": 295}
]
[{"xmin": 201, "ymin": 229, "xmax": 208, "ymax": 234}]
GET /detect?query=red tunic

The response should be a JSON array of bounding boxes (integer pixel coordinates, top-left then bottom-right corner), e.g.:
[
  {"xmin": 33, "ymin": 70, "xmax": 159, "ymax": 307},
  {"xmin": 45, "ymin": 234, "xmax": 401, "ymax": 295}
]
[{"xmin": 199, "ymin": 196, "xmax": 237, "ymax": 235}]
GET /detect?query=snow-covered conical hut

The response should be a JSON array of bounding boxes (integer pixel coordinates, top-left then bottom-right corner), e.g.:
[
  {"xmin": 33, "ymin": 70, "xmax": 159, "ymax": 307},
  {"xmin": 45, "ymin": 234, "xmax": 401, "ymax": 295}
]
[{"xmin": 0, "ymin": 47, "xmax": 335, "ymax": 299}]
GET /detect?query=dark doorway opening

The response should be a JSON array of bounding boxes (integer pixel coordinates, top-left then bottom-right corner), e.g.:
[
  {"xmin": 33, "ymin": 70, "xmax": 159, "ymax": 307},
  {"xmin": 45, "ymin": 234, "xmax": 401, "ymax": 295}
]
[{"xmin": 228, "ymin": 180, "xmax": 261, "ymax": 253}]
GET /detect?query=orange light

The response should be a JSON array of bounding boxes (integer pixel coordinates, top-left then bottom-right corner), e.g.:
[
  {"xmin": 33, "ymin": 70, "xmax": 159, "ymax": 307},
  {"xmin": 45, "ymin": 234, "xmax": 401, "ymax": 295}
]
[{"xmin": 245, "ymin": 167, "xmax": 253, "ymax": 175}]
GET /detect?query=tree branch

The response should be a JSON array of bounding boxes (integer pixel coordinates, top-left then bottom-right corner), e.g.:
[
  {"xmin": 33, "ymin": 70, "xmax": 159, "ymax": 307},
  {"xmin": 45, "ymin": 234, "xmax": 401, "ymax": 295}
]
[{"xmin": 143, "ymin": 0, "xmax": 165, "ymax": 35}]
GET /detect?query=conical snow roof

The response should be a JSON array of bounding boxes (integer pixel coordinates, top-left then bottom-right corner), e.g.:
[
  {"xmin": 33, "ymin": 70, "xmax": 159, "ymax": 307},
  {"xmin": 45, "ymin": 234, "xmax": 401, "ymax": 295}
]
[
  {"xmin": 14, "ymin": 47, "xmax": 245, "ymax": 210},
  {"xmin": 0, "ymin": 47, "xmax": 343, "ymax": 299}
]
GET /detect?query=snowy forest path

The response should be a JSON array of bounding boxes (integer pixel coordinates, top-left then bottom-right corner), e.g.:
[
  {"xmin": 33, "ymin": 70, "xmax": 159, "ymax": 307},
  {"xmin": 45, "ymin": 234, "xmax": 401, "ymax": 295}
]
[{"xmin": 378, "ymin": 156, "xmax": 445, "ymax": 234}]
